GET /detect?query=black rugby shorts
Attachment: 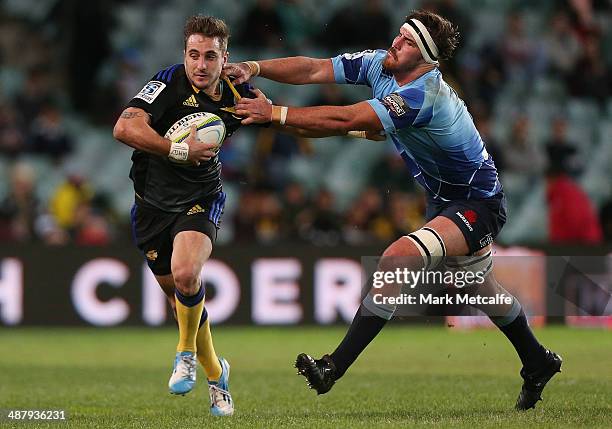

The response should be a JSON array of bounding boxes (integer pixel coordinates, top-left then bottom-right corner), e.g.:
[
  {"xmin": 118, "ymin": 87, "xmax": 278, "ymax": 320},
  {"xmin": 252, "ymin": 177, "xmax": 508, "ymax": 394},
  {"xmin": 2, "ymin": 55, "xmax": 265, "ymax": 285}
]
[
  {"xmin": 130, "ymin": 192, "xmax": 226, "ymax": 275},
  {"xmin": 425, "ymin": 192, "xmax": 507, "ymax": 255}
]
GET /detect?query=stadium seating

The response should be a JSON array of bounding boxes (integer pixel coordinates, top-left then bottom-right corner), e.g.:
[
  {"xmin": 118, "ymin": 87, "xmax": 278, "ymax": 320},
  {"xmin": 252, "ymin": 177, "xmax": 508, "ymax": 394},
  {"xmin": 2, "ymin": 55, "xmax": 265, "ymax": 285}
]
[{"xmin": 1, "ymin": 0, "xmax": 610, "ymax": 245}]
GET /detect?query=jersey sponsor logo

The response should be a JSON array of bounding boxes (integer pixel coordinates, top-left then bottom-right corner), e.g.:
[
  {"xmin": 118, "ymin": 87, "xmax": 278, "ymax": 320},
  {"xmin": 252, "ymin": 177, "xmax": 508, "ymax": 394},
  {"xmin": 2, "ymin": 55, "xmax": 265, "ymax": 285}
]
[
  {"xmin": 187, "ymin": 204, "xmax": 205, "ymax": 216},
  {"xmin": 183, "ymin": 94, "xmax": 199, "ymax": 107},
  {"xmin": 146, "ymin": 250, "xmax": 158, "ymax": 261},
  {"xmin": 455, "ymin": 211, "xmax": 474, "ymax": 232},
  {"xmin": 135, "ymin": 81, "xmax": 166, "ymax": 104},
  {"xmin": 381, "ymin": 93, "xmax": 407, "ymax": 116},
  {"xmin": 463, "ymin": 210, "xmax": 478, "ymax": 224}
]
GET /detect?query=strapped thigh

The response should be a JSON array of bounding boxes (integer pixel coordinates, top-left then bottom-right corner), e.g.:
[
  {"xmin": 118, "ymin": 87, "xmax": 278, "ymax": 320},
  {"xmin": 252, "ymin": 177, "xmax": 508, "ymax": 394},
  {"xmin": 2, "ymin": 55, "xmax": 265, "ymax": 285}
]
[
  {"xmin": 443, "ymin": 250, "xmax": 493, "ymax": 288},
  {"xmin": 405, "ymin": 226, "xmax": 446, "ymax": 270}
]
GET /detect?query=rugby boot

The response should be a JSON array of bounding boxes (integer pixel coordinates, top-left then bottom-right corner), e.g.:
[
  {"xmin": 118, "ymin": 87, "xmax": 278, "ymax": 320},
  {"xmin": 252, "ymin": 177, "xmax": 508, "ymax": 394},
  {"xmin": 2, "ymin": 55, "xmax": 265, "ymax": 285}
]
[
  {"xmin": 295, "ymin": 353, "xmax": 338, "ymax": 395},
  {"xmin": 515, "ymin": 349, "xmax": 563, "ymax": 410},
  {"xmin": 208, "ymin": 358, "xmax": 234, "ymax": 416},
  {"xmin": 169, "ymin": 351, "xmax": 197, "ymax": 395}
]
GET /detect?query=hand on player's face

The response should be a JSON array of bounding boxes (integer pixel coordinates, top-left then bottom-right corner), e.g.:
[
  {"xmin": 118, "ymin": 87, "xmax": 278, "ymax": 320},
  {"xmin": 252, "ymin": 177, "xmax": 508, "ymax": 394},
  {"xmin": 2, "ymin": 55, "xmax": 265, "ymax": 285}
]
[
  {"xmin": 184, "ymin": 125, "xmax": 220, "ymax": 165},
  {"xmin": 235, "ymin": 88, "xmax": 272, "ymax": 125},
  {"xmin": 222, "ymin": 63, "xmax": 251, "ymax": 85}
]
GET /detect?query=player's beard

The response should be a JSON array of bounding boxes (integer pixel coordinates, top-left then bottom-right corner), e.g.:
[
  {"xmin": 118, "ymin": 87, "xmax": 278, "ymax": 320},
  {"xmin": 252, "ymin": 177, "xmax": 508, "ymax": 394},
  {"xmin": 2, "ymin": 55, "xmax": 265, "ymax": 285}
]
[
  {"xmin": 382, "ymin": 48, "xmax": 399, "ymax": 70},
  {"xmin": 382, "ymin": 49, "xmax": 419, "ymax": 73}
]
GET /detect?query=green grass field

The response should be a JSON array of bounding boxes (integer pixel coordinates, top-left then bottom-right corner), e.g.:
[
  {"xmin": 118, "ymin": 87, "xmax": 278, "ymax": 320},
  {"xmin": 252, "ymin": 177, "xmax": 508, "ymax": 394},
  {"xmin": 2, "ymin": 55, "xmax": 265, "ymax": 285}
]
[{"xmin": 0, "ymin": 326, "xmax": 610, "ymax": 428}]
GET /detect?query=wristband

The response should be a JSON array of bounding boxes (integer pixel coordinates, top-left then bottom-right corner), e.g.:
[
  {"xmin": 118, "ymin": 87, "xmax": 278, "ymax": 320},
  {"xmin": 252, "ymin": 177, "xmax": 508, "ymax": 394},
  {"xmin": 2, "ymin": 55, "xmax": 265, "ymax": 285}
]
[
  {"xmin": 348, "ymin": 131, "xmax": 367, "ymax": 138},
  {"xmin": 244, "ymin": 61, "xmax": 260, "ymax": 77},
  {"xmin": 271, "ymin": 105, "xmax": 288, "ymax": 125},
  {"xmin": 169, "ymin": 141, "xmax": 189, "ymax": 162}
]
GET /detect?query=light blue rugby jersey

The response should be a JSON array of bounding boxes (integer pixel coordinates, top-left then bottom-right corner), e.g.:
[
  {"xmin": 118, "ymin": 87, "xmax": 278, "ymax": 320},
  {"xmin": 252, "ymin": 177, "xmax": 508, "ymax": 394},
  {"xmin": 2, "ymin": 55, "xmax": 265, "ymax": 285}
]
[{"xmin": 332, "ymin": 49, "xmax": 502, "ymax": 201}]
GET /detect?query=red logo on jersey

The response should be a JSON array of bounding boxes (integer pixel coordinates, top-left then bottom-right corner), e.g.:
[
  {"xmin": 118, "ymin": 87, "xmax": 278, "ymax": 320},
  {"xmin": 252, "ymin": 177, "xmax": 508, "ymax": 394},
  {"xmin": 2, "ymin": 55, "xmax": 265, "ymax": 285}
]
[{"xmin": 463, "ymin": 210, "xmax": 478, "ymax": 224}]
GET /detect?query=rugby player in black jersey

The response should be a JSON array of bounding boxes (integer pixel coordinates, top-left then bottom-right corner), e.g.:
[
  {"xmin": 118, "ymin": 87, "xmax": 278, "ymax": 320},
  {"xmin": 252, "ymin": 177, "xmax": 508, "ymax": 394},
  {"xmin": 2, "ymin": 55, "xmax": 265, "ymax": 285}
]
[
  {"xmin": 113, "ymin": 15, "xmax": 240, "ymax": 417},
  {"xmin": 113, "ymin": 14, "xmax": 374, "ymax": 417}
]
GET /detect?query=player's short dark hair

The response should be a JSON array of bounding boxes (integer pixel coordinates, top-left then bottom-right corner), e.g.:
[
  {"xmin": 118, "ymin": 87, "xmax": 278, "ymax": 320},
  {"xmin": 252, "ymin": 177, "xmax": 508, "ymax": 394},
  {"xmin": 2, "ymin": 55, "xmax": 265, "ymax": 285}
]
[
  {"xmin": 184, "ymin": 15, "xmax": 230, "ymax": 52},
  {"xmin": 406, "ymin": 10, "xmax": 460, "ymax": 60}
]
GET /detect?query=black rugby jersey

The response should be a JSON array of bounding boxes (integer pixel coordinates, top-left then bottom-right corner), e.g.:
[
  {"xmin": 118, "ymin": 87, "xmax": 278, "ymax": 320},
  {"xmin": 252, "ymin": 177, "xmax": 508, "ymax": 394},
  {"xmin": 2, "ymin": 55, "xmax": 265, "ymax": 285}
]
[{"xmin": 126, "ymin": 64, "xmax": 255, "ymax": 212}]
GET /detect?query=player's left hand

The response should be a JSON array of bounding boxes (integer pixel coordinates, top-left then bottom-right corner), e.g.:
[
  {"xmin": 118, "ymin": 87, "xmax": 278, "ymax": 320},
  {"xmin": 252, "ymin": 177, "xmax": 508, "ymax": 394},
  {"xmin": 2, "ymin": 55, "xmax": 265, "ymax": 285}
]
[{"xmin": 235, "ymin": 88, "xmax": 272, "ymax": 125}]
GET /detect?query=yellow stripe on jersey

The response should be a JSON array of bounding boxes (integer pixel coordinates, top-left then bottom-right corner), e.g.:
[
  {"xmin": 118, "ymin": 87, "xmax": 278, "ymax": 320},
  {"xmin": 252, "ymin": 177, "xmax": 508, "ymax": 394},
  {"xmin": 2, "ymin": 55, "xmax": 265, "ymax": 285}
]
[{"xmin": 222, "ymin": 76, "xmax": 242, "ymax": 101}]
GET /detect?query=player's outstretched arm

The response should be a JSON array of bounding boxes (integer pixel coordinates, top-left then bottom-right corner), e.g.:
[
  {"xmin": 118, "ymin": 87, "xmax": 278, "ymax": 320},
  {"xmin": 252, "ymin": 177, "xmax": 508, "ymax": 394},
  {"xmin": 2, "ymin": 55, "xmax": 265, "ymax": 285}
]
[
  {"xmin": 224, "ymin": 81, "xmax": 383, "ymax": 140},
  {"xmin": 274, "ymin": 124, "xmax": 346, "ymax": 138},
  {"xmin": 224, "ymin": 57, "xmax": 334, "ymax": 85},
  {"xmin": 275, "ymin": 125, "xmax": 385, "ymax": 141},
  {"xmin": 113, "ymin": 108, "xmax": 218, "ymax": 165},
  {"xmin": 236, "ymin": 89, "xmax": 384, "ymax": 136}
]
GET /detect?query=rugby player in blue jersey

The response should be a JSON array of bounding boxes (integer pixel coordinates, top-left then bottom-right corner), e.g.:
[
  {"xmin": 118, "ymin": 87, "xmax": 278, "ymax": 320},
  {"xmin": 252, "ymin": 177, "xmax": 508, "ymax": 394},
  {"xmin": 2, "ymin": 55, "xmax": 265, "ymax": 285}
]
[{"xmin": 226, "ymin": 10, "xmax": 562, "ymax": 410}]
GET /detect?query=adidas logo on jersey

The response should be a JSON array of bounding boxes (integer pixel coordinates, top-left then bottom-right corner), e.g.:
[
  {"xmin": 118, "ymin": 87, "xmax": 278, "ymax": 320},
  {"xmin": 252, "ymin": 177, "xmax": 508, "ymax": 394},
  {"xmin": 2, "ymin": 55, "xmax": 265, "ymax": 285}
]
[
  {"xmin": 183, "ymin": 95, "xmax": 199, "ymax": 107},
  {"xmin": 187, "ymin": 204, "xmax": 205, "ymax": 216}
]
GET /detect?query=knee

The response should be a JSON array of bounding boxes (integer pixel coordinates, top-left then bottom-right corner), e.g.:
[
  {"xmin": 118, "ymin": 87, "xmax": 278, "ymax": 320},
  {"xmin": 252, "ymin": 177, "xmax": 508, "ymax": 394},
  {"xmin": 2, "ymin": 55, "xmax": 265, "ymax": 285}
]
[
  {"xmin": 172, "ymin": 264, "xmax": 201, "ymax": 295},
  {"xmin": 379, "ymin": 237, "xmax": 421, "ymax": 272},
  {"xmin": 477, "ymin": 273, "xmax": 507, "ymax": 295},
  {"xmin": 382, "ymin": 238, "xmax": 411, "ymax": 258}
]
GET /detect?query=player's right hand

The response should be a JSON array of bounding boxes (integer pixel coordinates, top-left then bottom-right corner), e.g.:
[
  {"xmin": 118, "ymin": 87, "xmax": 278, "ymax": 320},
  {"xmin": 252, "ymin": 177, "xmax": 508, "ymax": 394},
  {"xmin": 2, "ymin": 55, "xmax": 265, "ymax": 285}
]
[
  {"xmin": 222, "ymin": 62, "xmax": 251, "ymax": 85},
  {"xmin": 235, "ymin": 88, "xmax": 273, "ymax": 125},
  {"xmin": 184, "ymin": 125, "xmax": 220, "ymax": 165}
]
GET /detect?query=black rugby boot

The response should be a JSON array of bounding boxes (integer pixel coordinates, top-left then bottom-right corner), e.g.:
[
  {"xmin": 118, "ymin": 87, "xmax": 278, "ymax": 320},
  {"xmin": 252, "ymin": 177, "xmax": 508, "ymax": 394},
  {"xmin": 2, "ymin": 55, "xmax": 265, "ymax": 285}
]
[
  {"xmin": 515, "ymin": 350, "xmax": 563, "ymax": 410},
  {"xmin": 295, "ymin": 353, "xmax": 338, "ymax": 395}
]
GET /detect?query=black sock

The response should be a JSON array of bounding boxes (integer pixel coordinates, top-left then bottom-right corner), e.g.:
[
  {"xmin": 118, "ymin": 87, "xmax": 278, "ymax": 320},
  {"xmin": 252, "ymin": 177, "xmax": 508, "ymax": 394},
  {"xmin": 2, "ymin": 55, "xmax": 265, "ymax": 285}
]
[
  {"xmin": 329, "ymin": 304, "xmax": 388, "ymax": 379},
  {"xmin": 497, "ymin": 308, "xmax": 547, "ymax": 371}
]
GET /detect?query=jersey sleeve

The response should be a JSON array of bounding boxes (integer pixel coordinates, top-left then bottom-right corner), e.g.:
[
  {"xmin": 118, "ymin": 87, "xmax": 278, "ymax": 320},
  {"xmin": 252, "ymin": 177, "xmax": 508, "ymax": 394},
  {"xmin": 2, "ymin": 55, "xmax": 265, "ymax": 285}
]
[
  {"xmin": 126, "ymin": 64, "xmax": 181, "ymax": 124},
  {"xmin": 331, "ymin": 50, "xmax": 379, "ymax": 86},
  {"xmin": 366, "ymin": 87, "xmax": 432, "ymax": 133}
]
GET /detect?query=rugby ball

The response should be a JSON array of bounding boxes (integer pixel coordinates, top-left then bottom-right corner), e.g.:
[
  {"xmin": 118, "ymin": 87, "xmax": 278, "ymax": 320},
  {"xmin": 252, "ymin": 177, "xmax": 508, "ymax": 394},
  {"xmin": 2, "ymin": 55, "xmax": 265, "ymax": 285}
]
[{"xmin": 164, "ymin": 112, "xmax": 226, "ymax": 164}]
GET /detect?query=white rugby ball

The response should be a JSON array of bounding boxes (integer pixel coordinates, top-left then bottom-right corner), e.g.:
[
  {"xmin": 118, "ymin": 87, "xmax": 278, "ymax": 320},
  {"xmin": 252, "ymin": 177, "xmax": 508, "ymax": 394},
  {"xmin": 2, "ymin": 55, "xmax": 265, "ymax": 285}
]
[{"xmin": 164, "ymin": 112, "xmax": 226, "ymax": 164}]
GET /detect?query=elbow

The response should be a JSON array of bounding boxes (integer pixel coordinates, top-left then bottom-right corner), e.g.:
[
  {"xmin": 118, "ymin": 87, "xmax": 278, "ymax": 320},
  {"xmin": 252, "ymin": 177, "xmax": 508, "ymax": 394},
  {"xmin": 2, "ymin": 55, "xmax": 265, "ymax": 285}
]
[
  {"xmin": 338, "ymin": 104, "xmax": 380, "ymax": 133},
  {"xmin": 113, "ymin": 121, "xmax": 127, "ymax": 141}
]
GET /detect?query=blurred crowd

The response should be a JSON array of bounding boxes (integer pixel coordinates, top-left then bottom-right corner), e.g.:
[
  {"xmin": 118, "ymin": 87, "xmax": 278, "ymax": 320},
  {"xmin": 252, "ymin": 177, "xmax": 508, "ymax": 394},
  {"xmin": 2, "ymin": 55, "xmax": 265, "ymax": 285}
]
[{"xmin": 1, "ymin": 0, "xmax": 611, "ymax": 246}]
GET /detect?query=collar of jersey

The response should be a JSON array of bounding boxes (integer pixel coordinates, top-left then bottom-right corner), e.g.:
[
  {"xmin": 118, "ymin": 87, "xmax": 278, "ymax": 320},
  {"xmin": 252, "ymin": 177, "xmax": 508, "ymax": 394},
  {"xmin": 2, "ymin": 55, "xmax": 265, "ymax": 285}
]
[{"xmin": 190, "ymin": 81, "xmax": 224, "ymax": 101}]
